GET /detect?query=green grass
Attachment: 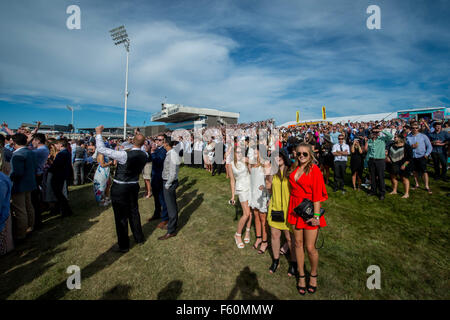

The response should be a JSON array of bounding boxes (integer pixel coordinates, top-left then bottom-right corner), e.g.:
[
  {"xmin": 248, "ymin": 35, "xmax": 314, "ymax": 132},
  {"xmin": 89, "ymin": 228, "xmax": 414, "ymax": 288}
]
[{"xmin": 0, "ymin": 166, "xmax": 449, "ymax": 300}]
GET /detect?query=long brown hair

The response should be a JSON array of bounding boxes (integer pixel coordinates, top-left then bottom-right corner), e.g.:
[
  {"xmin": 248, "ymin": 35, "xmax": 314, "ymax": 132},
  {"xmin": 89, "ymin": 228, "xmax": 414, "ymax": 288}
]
[{"xmin": 288, "ymin": 143, "xmax": 316, "ymax": 176}]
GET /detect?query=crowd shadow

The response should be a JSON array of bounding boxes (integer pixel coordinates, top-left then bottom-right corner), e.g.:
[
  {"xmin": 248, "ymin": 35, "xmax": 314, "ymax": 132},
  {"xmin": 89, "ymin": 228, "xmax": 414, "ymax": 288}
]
[
  {"xmin": 0, "ymin": 182, "xmax": 107, "ymax": 299},
  {"xmin": 101, "ymin": 284, "xmax": 132, "ymax": 300},
  {"xmin": 157, "ymin": 280, "xmax": 183, "ymax": 300},
  {"xmin": 35, "ymin": 176, "xmax": 202, "ymax": 299},
  {"xmin": 226, "ymin": 266, "xmax": 278, "ymax": 300}
]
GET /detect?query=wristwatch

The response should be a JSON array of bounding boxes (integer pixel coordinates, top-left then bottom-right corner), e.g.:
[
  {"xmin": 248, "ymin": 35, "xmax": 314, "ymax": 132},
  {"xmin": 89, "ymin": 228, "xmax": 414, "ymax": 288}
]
[{"xmin": 314, "ymin": 215, "xmax": 320, "ymax": 221}]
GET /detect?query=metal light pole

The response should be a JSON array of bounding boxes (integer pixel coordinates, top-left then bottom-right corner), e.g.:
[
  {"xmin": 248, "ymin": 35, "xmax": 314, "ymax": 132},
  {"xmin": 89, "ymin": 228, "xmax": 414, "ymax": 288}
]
[
  {"xmin": 110, "ymin": 25, "xmax": 130, "ymax": 140},
  {"xmin": 66, "ymin": 105, "xmax": 74, "ymax": 132}
]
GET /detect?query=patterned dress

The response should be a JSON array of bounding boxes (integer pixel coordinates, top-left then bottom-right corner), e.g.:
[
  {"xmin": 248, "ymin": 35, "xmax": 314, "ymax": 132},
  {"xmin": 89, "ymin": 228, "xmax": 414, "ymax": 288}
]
[{"xmin": 93, "ymin": 155, "xmax": 111, "ymax": 203}]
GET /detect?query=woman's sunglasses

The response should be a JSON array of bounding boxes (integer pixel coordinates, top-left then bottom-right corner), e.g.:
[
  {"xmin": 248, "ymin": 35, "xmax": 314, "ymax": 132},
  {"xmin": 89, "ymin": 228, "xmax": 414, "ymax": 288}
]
[{"xmin": 297, "ymin": 152, "xmax": 309, "ymax": 158}]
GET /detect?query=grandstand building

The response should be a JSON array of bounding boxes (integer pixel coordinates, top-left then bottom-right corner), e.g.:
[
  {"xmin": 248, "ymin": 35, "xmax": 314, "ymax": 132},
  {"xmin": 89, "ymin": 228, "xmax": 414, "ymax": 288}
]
[{"xmin": 151, "ymin": 103, "xmax": 239, "ymax": 130}]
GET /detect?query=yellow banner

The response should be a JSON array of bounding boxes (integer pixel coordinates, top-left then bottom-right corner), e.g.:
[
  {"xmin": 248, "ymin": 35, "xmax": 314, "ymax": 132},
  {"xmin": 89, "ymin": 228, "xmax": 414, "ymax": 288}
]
[
  {"xmin": 322, "ymin": 106, "xmax": 326, "ymax": 120},
  {"xmin": 296, "ymin": 111, "xmax": 299, "ymax": 123}
]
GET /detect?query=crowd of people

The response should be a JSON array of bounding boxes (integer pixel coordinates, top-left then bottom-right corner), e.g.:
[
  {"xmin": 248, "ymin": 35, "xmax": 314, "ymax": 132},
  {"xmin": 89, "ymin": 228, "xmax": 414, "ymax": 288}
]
[{"xmin": 0, "ymin": 116, "xmax": 448, "ymax": 295}]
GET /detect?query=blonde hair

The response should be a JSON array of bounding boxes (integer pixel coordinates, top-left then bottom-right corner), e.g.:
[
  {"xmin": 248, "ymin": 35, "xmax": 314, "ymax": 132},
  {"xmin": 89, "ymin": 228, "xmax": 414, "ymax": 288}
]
[{"xmin": 288, "ymin": 143, "xmax": 316, "ymax": 176}]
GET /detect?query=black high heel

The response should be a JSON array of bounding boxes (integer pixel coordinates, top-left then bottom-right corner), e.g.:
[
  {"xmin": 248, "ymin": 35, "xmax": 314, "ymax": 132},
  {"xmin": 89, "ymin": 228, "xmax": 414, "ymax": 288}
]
[
  {"xmin": 253, "ymin": 236, "xmax": 262, "ymax": 250},
  {"xmin": 269, "ymin": 259, "xmax": 279, "ymax": 274},
  {"xmin": 297, "ymin": 274, "xmax": 306, "ymax": 295},
  {"xmin": 287, "ymin": 262, "xmax": 298, "ymax": 277},
  {"xmin": 258, "ymin": 240, "xmax": 268, "ymax": 254},
  {"xmin": 308, "ymin": 274, "xmax": 318, "ymax": 294}
]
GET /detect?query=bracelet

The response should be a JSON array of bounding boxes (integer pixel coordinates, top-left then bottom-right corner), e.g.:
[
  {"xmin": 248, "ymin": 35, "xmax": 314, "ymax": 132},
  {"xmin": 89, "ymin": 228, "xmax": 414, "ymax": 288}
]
[{"xmin": 314, "ymin": 213, "xmax": 321, "ymax": 217}]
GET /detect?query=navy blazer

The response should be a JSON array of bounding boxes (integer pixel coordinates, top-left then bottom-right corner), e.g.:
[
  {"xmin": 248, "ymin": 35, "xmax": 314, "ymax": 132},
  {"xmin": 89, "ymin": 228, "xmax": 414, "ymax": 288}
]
[
  {"xmin": 150, "ymin": 146, "xmax": 166, "ymax": 182},
  {"xmin": 10, "ymin": 147, "xmax": 37, "ymax": 194},
  {"xmin": 48, "ymin": 148, "xmax": 73, "ymax": 181}
]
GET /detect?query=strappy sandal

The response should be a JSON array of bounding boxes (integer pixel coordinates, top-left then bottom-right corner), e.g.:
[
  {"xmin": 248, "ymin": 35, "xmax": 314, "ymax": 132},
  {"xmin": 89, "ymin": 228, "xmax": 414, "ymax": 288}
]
[
  {"xmin": 234, "ymin": 233, "xmax": 244, "ymax": 249},
  {"xmin": 258, "ymin": 240, "xmax": 268, "ymax": 254},
  {"xmin": 426, "ymin": 188, "xmax": 432, "ymax": 195},
  {"xmin": 244, "ymin": 228, "xmax": 251, "ymax": 244},
  {"xmin": 297, "ymin": 274, "xmax": 307, "ymax": 295},
  {"xmin": 308, "ymin": 274, "xmax": 318, "ymax": 294},
  {"xmin": 253, "ymin": 236, "xmax": 262, "ymax": 250}
]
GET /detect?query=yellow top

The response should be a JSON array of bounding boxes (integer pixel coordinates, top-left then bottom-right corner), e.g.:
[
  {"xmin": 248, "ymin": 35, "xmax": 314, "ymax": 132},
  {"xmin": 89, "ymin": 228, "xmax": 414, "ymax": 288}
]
[{"xmin": 267, "ymin": 172, "xmax": 292, "ymax": 231}]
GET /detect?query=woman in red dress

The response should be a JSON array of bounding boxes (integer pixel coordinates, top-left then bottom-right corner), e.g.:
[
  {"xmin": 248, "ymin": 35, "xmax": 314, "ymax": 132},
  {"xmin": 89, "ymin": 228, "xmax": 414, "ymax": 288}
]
[{"xmin": 287, "ymin": 143, "xmax": 328, "ymax": 295}]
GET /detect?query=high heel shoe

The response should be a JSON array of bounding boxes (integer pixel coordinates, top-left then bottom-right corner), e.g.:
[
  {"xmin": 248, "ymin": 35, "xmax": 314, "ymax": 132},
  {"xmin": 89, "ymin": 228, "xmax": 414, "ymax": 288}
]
[
  {"xmin": 297, "ymin": 274, "xmax": 307, "ymax": 295},
  {"xmin": 244, "ymin": 228, "xmax": 251, "ymax": 244},
  {"xmin": 258, "ymin": 240, "xmax": 268, "ymax": 254},
  {"xmin": 253, "ymin": 236, "xmax": 262, "ymax": 250},
  {"xmin": 234, "ymin": 233, "xmax": 244, "ymax": 249},
  {"xmin": 269, "ymin": 259, "xmax": 279, "ymax": 274},
  {"xmin": 308, "ymin": 274, "xmax": 318, "ymax": 294},
  {"xmin": 287, "ymin": 262, "xmax": 298, "ymax": 277}
]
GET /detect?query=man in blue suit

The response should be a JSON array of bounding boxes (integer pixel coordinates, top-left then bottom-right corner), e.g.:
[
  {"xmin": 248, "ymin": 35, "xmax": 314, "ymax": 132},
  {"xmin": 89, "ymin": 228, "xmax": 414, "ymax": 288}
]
[
  {"xmin": 148, "ymin": 134, "xmax": 168, "ymax": 229},
  {"xmin": 10, "ymin": 133, "xmax": 37, "ymax": 243}
]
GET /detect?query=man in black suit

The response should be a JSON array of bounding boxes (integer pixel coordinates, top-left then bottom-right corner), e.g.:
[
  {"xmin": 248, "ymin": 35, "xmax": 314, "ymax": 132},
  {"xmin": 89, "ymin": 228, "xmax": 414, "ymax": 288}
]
[
  {"xmin": 10, "ymin": 133, "xmax": 37, "ymax": 242},
  {"xmin": 48, "ymin": 138, "xmax": 73, "ymax": 217}
]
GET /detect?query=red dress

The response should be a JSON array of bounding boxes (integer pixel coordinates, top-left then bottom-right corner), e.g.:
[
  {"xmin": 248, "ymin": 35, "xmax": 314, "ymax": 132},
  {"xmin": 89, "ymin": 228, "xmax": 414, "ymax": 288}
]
[{"xmin": 287, "ymin": 164, "xmax": 328, "ymax": 230}]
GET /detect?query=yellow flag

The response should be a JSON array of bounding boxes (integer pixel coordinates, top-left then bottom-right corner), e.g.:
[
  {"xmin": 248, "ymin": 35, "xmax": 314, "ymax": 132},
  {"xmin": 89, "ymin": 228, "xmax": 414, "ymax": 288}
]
[
  {"xmin": 296, "ymin": 111, "xmax": 299, "ymax": 123},
  {"xmin": 322, "ymin": 106, "xmax": 326, "ymax": 120}
]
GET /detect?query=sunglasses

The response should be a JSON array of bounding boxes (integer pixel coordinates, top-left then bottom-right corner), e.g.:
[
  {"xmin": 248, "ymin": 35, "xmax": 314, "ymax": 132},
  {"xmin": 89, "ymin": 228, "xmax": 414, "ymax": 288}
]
[
  {"xmin": 155, "ymin": 138, "xmax": 163, "ymax": 141},
  {"xmin": 338, "ymin": 138, "xmax": 344, "ymax": 140},
  {"xmin": 297, "ymin": 152, "xmax": 309, "ymax": 158}
]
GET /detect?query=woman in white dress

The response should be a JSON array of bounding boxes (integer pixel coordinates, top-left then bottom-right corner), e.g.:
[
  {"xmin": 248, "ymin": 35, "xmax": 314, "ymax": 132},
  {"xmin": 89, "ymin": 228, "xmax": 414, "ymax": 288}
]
[
  {"xmin": 93, "ymin": 150, "xmax": 113, "ymax": 206},
  {"xmin": 249, "ymin": 145, "xmax": 271, "ymax": 254},
  {"xmin": 229, "ymin": 145, "xmax": 252, "ymax": 248},
  {"xmin": 203, "ymin": 137, "xmax": 215, "ymax": 173}
]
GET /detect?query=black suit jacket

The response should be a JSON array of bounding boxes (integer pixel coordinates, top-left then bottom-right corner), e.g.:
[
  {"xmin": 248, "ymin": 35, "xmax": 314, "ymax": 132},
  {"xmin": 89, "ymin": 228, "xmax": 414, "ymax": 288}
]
[{"xmin": 48, "ymin": 149, "xmax": 72, "ymax": 181}]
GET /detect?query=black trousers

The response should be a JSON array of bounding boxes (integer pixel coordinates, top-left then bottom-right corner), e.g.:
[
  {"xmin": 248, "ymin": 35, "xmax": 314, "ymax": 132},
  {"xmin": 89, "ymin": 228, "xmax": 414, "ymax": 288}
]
[
  {"xmin": 31, "ymin": 175, "xmax": 43, "ymax": 227},
  {"xmin": 51, "ymin": 177, "xmax": 73, "ymax": 216},
  {"xmin": 163, "ymin": 179, "xmax": 179, "ymax": 235},
  {"xmin": 110, "ymin": 182, "xmax": 145, "ymax": 250},
  {"xmin": 431, "ymin": 152, "xmax": 447, "ymax": 178},
  {"xmin": 369, "ymin": 158, "xmax": 386, "ymax": 196},
  {"xmin": 334, "ymin": 161, "xmax": 347, "ymax": 190}
]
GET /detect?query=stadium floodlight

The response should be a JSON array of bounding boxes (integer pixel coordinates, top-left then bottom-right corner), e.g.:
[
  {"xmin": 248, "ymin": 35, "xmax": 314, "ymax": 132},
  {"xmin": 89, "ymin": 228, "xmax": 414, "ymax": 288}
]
[
  {"xmin": 66, "ymin": 105, "xmax": 74, "ymax": 133},
  {"xmin": 109, "ymin": 25, "xmax": 130, "ymax": 139}
]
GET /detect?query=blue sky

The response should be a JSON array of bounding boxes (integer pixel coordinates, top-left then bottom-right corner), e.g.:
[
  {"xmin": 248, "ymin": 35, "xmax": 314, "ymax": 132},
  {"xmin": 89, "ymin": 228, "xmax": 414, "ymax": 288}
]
[{"xmin": 0, "ymin": 0, "xmax": 449, "ymax": 129}]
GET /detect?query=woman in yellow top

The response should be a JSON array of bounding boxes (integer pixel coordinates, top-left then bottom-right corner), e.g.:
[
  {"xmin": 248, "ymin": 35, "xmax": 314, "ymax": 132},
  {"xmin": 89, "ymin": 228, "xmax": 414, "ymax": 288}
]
[{"xmin": 266, "ymin": 148, "xmax": 297, "ymax": 276}]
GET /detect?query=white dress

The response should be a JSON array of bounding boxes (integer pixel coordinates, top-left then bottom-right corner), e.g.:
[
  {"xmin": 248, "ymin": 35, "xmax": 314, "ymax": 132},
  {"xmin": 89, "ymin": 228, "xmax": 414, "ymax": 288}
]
[
  {"xmin": 249, "ymin": 166, "xmax": 268, "ymax": 213},
  {"xmin": 232, "ymin": 161, "xmax": 251, "ymax": 203}
]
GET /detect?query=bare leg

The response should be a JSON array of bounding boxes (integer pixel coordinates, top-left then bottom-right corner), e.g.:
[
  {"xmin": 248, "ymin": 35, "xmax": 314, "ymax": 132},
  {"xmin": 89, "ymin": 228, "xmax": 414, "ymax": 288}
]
[
  {"xmin": 389, "ymin": 175, "xmax": 398, "ymax": 194},
  {"xmin": 413, "ymin": 171, "xmax": 419, "ymax": 188},
  {"xmin": 235, "ymin": 201, "xmax": 251, "ymax": 245},
  {"xmin": 259, "ymin": 212, "xmax": 268, "ymax": 252},
  {"xmin": 352, "ymin": 172, "xmax": 357, "ymax": 189},
  {"xmin": 402, "ymin": 176, "xmax": 410, "ymax": 198},
  {"xmin": 270, "ymin": 227, "xmax": 281, "ymax": 259},
  {"xmin": 285, "ymin": 230, "xmax": 296, "ymax": 262},
  {"xmin": 144, "ymin": 179, "xmax": 152, "ymax": 198},
  {"xmin": 253, "ymin": 209, "xmax": 262, "ymax": 248},
  {"xmin": 424, "ymin": 172, "xmax": 430, "ymax": 190},
  {"xmin": 304, "ymin": 228, "xmax": 320, "ymax": 290},
  {"xmin": 293, "ymin": 229, "xmax": 305, "ymax": 288}
]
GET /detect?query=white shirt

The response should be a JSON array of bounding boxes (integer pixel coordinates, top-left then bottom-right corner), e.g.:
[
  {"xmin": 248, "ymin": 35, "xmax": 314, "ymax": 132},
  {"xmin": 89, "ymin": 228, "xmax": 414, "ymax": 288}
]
[
  {"xmin": 332, "ymin": 143, "xmax": 350, "ymax": 162},
  {"xmin": 162, "ymin": 148, "xmax": 181, "ymax": 189},
  {"xmin": 95, "ymin": 134, "xmax": 147, "ymax": 165}
]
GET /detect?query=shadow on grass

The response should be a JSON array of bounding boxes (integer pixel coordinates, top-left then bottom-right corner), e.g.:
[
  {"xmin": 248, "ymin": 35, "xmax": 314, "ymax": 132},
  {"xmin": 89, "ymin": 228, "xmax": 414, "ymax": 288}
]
[
  {"xmin": 35, "ymin": 177, "xmax": 203, "ymax": 299},
  {"xmin": 227, "ymin": 266, "xmax": 278, "ymax": 300},
  {"xmin": 102, "ymin": 284, "xmax": 132, "ymax": 300},
  {"xmin": 0, "ymin": 183, "xmax": 106, "ymax": 299},
  {"xmin": 157, "ymin": 280, "xmax": 183, "ymax": 300}
]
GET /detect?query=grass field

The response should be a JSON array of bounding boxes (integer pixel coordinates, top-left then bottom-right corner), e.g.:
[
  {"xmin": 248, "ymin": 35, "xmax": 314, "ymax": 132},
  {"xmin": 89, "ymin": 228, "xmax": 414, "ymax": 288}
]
[{"xmin": 0, "ymin": 166, "xmax": 449, "ymax": 300}]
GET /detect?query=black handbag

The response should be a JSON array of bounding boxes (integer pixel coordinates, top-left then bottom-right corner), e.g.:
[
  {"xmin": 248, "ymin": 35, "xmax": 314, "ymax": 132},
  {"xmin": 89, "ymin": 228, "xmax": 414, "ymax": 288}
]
[
  {"xmin": 271, "ymin": 176, "xmax": 285, "ymax": 223},
  {"xmin": 293, "ymin": 198, "xmax": 325, "ymax": 222}
]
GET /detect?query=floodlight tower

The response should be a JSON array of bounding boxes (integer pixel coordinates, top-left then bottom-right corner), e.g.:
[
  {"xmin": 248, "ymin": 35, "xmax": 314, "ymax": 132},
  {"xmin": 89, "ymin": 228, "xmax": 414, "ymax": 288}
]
[{"xmin": 110, "ymin": 25, "xmax": 130, "ymax": 140}]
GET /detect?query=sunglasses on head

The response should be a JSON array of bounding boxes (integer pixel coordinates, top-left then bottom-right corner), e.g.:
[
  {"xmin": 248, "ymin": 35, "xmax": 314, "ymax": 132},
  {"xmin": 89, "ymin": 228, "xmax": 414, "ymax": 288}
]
[{"xmin": 298, "ymin": 152, "xmax": 309, "ymax": 157}]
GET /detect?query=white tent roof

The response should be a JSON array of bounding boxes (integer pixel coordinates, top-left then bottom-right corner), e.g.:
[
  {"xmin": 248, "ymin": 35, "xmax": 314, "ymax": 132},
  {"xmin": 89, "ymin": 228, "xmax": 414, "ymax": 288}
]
[{"xmin": 278, "ymin": 112, "xmax": 397, "ymax": 127}]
